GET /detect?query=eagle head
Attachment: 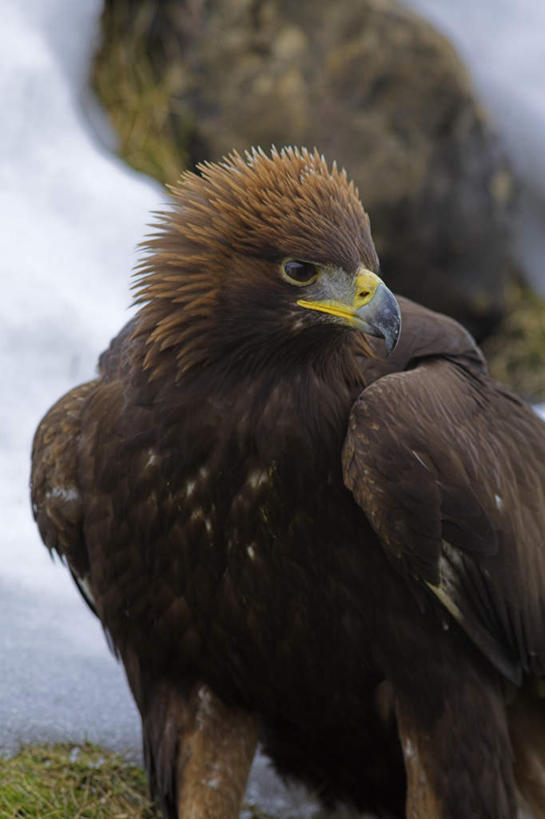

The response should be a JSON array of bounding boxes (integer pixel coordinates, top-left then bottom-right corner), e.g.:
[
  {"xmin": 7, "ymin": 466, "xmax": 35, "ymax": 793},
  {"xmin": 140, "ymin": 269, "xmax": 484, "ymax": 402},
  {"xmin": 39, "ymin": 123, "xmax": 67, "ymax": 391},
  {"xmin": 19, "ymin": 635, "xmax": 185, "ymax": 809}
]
[{"xmin": 133, "ymin": 147, "xmax": 401, "ymax": 377}]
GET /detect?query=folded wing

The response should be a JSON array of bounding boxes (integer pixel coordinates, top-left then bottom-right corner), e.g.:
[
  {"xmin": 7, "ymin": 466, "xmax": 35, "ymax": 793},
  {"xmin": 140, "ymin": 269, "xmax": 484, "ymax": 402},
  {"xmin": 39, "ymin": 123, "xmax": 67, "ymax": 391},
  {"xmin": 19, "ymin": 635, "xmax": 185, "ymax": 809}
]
[{"xmin": 344, "ymin": 337, "xmax": 545, "ymax": 685}]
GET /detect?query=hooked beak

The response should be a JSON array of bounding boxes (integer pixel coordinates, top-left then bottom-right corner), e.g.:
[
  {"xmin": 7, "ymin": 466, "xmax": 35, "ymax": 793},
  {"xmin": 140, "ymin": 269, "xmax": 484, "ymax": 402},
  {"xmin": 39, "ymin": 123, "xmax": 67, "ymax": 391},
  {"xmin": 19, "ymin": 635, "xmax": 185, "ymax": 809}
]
[{"xmin": 297, "ymin": 267, "xmax": 401, "ymax": 355}]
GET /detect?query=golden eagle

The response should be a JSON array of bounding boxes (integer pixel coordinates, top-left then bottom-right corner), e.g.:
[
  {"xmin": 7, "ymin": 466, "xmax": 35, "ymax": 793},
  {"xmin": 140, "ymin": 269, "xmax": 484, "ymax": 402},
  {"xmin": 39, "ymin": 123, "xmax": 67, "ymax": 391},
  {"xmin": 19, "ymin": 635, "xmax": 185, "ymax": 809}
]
[{"xmin": 31, "ymin": 148, "xmax": 545, "ymax": 818}]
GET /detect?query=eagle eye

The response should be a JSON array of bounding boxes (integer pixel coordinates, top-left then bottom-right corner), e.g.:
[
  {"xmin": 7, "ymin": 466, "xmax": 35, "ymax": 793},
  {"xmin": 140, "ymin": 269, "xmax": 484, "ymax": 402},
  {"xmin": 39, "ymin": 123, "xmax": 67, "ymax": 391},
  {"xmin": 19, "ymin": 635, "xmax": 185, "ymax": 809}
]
[{"xmin": 281, "ymin": 260, "xmax": 319, "ymax": 287}]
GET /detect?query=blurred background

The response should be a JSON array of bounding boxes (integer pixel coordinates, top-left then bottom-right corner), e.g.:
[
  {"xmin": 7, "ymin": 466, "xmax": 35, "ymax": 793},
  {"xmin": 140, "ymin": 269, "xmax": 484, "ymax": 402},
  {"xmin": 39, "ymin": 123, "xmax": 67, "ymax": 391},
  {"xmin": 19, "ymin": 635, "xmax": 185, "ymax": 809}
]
[{"xmin": 1, "ymin": 0, "xmax": 544, "ymax": 816}]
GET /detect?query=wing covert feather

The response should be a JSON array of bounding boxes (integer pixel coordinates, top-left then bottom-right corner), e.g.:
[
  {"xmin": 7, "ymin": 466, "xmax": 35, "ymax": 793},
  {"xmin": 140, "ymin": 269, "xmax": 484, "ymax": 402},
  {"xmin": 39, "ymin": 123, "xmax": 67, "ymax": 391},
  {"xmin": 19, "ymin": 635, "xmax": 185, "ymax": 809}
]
[
  {"xmin": 31, "ymin": 381, "xmax": 97, "ymax": 588},
  {"xmin": 30, "ymin": 318, "xmax": 137, "ymax": 584},
  {"xmin": 342, "ymin": 358, "xmax": 545, "ymax": 682}
]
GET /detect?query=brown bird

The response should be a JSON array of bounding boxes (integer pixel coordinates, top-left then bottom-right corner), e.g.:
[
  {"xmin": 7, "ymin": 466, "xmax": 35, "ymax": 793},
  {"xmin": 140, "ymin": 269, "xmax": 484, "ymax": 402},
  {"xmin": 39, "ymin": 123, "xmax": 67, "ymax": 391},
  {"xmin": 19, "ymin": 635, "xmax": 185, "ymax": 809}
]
[{"xmin": 31, "ymin": 147, "xmax": 545, "ymax": 819}]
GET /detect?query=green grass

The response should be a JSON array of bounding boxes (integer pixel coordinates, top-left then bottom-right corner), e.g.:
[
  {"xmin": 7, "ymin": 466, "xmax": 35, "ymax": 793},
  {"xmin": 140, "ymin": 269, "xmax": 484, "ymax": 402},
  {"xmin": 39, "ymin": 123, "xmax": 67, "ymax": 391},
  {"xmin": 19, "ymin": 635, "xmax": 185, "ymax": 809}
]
[{"xmin": 0, "ymin": 743, "xmax": 156, "ymax": 818}]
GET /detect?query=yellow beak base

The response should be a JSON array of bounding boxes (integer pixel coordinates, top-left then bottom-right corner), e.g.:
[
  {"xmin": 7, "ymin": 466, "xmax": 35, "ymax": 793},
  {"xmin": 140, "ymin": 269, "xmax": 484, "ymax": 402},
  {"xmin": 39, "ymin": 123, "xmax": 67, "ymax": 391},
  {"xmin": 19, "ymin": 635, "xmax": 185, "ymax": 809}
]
[{"xmin": 296, "ymin": 267, "xmax": 401, "ymax": 354}]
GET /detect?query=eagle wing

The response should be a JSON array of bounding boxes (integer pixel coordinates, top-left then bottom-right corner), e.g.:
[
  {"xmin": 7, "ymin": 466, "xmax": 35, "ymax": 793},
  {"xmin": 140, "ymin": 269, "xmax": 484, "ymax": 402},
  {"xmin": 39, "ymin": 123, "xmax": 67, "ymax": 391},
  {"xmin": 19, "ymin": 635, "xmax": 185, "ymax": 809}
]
[
  {"xmin": 30, "ymin": 319, "xmax": 139, "ymax": 615},
  {"xmin": 343, "ymin": 342, "xmax": 545, "ymax": 685},
  {"xmin": 31, "ymin": 379, "xmax": 98, "ymax": 611}
]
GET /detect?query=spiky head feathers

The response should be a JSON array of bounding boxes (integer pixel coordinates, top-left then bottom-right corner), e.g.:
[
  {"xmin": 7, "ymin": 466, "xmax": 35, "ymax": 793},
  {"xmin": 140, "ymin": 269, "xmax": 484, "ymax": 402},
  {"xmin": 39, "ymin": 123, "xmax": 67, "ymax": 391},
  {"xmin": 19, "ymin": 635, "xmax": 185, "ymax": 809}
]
[{"xmin": 133, "ymin": 147, "xmax": 379, "ymax": 376}]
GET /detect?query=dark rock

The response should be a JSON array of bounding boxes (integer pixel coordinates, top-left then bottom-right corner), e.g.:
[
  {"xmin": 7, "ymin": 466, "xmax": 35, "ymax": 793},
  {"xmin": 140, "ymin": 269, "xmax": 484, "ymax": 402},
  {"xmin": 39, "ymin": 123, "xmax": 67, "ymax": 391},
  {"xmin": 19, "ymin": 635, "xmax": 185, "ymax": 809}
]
[{"xmin": 93, "ymin": 0, "xmax": 516, "ymax": 340}]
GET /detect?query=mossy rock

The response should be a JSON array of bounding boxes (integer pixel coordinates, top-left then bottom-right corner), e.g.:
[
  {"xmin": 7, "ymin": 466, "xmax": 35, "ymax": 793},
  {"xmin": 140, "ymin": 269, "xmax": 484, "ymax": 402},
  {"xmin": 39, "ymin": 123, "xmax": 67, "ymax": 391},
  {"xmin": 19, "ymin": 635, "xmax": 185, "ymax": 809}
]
[{"xmin": 482, "ymin": 283, "xmax": 545, "ymax": 401}]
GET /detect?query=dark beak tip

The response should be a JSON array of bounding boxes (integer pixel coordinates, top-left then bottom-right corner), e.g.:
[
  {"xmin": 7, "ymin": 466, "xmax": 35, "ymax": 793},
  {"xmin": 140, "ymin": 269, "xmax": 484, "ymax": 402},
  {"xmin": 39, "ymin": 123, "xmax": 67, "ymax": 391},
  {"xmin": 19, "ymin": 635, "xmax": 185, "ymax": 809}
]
[
  {"xmin": 384, "ymin": 316, "xmax": 401, "ymax": 356},
  {"xmin": 384, "ymin": 338, "xmax": 395, "ymax": 357},
  {"xmin": 378, "ymin": 290, "xmax": 401, "ymax": 356},
  {"xmin": 354, "ymin": 282, "xmax": 401, "ymax": 356}
]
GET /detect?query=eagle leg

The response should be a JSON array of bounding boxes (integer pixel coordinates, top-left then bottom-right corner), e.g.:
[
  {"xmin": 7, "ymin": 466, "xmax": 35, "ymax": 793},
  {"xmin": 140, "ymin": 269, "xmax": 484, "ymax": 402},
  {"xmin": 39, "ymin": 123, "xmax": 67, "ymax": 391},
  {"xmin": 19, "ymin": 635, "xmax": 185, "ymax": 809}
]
[
  {"xmin": 395, "ymin": 700, "xmax": 444, "ymax": 819},
  {"xmin": 139, "ymin": 676, "xmax": 258, "ymax": 819},
  {"xmin": 175, "ymin": 683, "xmax": 258, "ymax": 818},
  {"xmin": 394, "ymin": 675, "xmax": 518, "ymax": 819},
  {"xmin": 509, "ymin": 688, "xmax": 545, "ymax": 819}
]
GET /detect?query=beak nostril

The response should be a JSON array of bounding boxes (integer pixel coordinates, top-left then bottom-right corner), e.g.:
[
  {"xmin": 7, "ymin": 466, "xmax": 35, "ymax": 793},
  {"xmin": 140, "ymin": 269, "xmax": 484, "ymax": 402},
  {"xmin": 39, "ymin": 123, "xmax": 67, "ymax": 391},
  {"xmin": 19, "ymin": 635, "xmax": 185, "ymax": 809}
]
[{"xmin": 355, "ymin": 269, "xmax": 381, "ymax": 306}]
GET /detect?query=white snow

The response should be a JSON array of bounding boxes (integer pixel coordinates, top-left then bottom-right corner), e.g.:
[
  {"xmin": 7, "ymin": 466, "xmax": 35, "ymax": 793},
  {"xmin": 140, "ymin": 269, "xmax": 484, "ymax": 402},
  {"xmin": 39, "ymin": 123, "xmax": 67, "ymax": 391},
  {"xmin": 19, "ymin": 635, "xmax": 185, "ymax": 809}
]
[
  {"xmin": 0, "ymin": 0, "xmax": 162, "ymax": 762},
  {"xmin": 1, "ymin": 1, "xmax": 544, "ymax": 817}
]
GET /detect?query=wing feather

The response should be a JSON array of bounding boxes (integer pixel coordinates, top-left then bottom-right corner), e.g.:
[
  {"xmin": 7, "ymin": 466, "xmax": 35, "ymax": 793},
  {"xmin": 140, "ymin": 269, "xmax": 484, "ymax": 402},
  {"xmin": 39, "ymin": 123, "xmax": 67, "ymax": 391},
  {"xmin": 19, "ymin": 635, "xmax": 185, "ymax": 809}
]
[
  {"xmin": 342, "ymin": 357, "xmax": 545, "ymax": 684},
  {"xmin": 30, "ymin": 318, "xmax": 137, "ymax": 596},
  {"xmin": 31, "ymin": 380, "xmax": 97, "ymax": 603}
]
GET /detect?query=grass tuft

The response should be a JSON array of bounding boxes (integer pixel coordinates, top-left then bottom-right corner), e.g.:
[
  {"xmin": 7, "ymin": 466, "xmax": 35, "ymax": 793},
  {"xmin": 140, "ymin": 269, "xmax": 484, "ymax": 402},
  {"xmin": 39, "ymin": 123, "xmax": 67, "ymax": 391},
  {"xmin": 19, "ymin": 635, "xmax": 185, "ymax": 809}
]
[{"xmin": 0, "ymin": 743, "xmax": 156, "ymax": 818}]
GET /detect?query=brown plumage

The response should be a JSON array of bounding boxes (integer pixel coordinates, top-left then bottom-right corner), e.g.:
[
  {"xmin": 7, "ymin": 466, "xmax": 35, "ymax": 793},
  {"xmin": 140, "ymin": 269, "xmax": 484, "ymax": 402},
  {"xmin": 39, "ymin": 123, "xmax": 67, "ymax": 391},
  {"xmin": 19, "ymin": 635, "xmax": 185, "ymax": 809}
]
[{"xmin": 31, "ymin": 147, "xmax": 545, "ymax": 818}]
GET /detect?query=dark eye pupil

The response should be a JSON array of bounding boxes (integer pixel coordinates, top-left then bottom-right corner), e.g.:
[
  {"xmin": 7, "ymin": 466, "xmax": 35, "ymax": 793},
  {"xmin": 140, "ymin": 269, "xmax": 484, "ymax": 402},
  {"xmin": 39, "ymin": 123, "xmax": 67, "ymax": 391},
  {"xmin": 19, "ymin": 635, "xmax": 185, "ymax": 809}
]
[{"xmin": 284, "ymin": 261, "xmax": 315, "ymax": 283}]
